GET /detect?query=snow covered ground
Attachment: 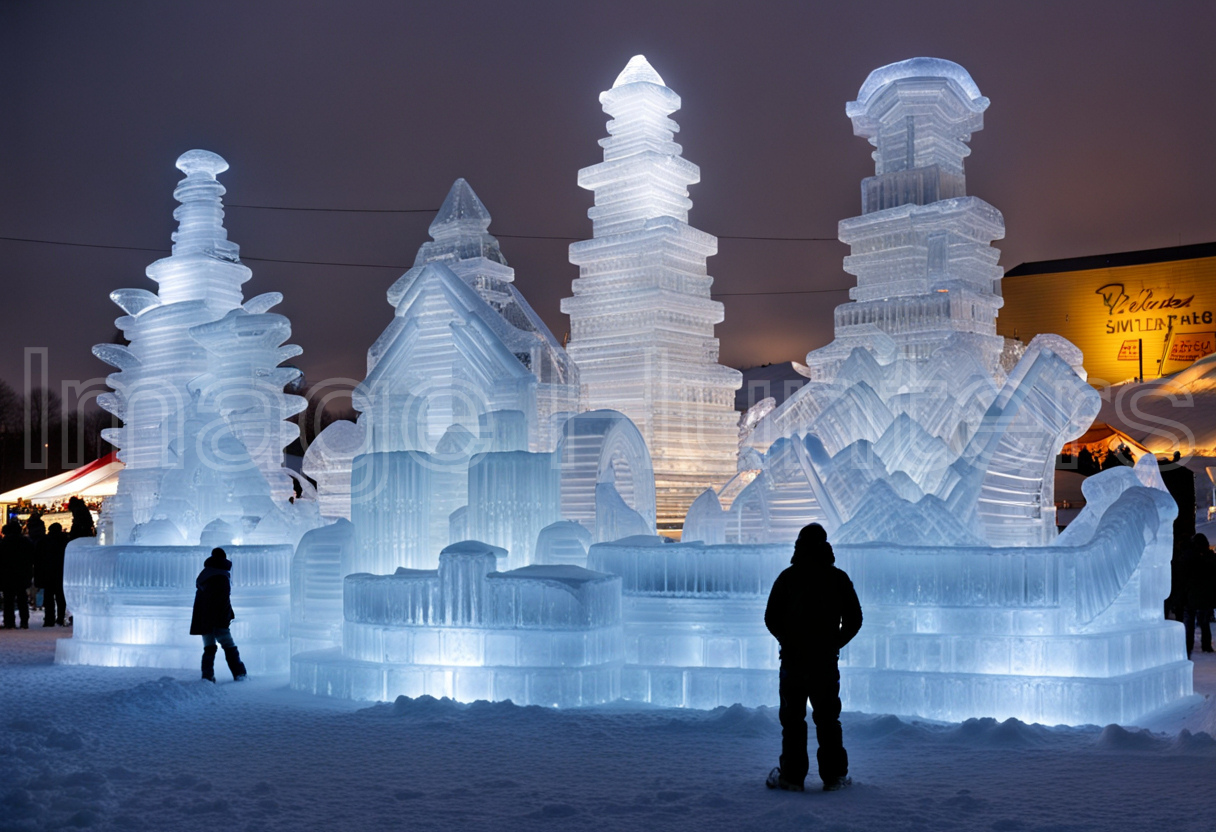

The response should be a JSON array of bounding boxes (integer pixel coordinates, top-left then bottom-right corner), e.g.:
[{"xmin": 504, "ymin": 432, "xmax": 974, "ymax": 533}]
[{"xmin": 2, "ymin": 627, "xmax": 1214, "ymax": 832}]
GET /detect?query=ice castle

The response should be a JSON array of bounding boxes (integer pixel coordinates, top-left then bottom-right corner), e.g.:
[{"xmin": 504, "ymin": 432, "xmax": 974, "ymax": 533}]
[
  {"xmin": 57, "ymin": 151, "xmax": 319, "ymax": 673},
  {"xmin": 60, "ymin": 58, "xmax": 1192, "ymax": 726},
  {"xmin": 290, "ymin": 179, "xmax": 653, "ymax": 703},
  {"xmin": 563, "ymin": 56, "xmax": 742, "ymax": 533}
]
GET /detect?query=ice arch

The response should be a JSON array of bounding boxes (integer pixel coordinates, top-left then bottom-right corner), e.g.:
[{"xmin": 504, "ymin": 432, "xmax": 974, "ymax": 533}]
[{"xmin": 554, "ymin": 410, "xmax": 656, "ymax": 539}]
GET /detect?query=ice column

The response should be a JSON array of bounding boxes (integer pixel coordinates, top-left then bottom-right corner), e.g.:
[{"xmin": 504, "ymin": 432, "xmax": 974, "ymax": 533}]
[
  {"xmin": 804, "ymin": 57, "xmax": 1007, "ymax": 381},
  {"xmin": 563, "ymin": 56, "xmax": 742, "ymax": 533}
]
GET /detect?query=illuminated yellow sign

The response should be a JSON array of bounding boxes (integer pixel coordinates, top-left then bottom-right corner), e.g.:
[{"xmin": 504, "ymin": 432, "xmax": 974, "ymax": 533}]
[{"xmin": 998, "ymin": 252, "xmax": 1216, "ymax": 386}]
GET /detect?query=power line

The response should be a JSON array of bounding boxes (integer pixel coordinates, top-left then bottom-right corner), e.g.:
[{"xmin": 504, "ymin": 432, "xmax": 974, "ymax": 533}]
[
  {"xmin": 232, "ymin": 203, "xmax": 840, "ymax": 241},
  {"xmin": 229, "ymin": 204, "xmax": 439, "ymax": 214},
  {"xmin": 0, "ymin": 234, "xmax": 849, "ymax": 294},
  {"xmin": 713, "ymin": 287, "xmax": 850, "ymax": 296}
]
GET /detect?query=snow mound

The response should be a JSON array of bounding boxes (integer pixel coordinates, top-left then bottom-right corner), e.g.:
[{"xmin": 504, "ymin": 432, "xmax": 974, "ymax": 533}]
[
  {"xmin": 947, "ymin": 717, "xmax": 1053, "ymax": 747},
  {"xmin": 703, "ymin": 704, "xmax": 779, "ymax": 737},
  {"xmin": 105, "ymin": 676, "xmax": 220, "ymax": 713},
  {"xmin": 1095, "ymin": 723, "xmax": 1163, "ymax": 751}
]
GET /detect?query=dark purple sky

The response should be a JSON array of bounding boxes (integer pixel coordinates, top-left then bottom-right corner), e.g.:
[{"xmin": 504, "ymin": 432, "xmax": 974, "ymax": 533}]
[{"xmin": 3, "ymin": 1, "xmax": 1214, "ymax": 403}]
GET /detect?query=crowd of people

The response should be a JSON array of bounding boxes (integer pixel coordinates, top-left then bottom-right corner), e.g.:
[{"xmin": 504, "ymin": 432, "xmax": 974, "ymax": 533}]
[{"xmin": 0, "ymin": 496, "xmax": 94, "ymax": 629}]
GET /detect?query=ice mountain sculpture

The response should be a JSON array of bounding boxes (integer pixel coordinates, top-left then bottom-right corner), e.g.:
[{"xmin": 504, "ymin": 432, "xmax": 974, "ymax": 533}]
[
  {"xmin": 562, "ymin": 56, "xmax": 742, "ymax": 532},
  {"xmin": 57, "ymin": 150, "xmax": 318, "ymax": 673},
  {"xmin": 659, "ymin": 59, "xmax": 1190, "ymax": 725}
]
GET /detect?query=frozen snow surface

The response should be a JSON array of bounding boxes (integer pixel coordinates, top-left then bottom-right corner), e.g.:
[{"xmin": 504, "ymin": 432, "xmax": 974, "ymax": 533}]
[{"xmin": 4, "ymin": 629, "xmax": 1216, "ymax": 832}]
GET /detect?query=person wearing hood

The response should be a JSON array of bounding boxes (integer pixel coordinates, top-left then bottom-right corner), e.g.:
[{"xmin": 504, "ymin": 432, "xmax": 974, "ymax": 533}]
[
  {"xmin": 42, "ymin": 523, "xmax": 70, "ymax": 627},
  {"xmin": 1, "ymin": 520, "xmax": 35, "ymax": 629},
  {"xmin": 1182, "ymin": 533, "xmax": 1216, "ymax": 657},
  {"xmin": 189, "ymin": 548, "xmax": 247, "ymax": 682},
  {"xmin": 764, "ymin": 523, "xmax": 862, "ymax": 793}
]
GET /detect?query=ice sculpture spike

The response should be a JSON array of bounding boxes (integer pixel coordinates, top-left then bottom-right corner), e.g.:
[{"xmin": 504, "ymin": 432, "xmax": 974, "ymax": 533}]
[
  {"xmin": 563, "ymin": 56, "xmax": 741, "ymax": 532},
  {"xmin": 612, "ymin": 54, "xmax": 665, "ymax": 88}
]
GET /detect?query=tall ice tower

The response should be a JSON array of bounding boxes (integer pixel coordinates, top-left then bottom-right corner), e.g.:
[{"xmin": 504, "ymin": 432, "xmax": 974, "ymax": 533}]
[
  {"xmin": 562, "ymin": 55, "xmax": 741, "ymax": 532},
  {"xmin": 805, "ymin": 58, "xmax": 1006, "ymax": 380}
]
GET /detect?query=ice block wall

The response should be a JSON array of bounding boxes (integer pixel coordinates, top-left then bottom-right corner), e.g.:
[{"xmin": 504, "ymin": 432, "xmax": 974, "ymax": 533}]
[
  {"xmin": 563, "ymin": 56, "xmax": 742, "ymax": 532},
  {"xmin": 291, "ymin": 540, "xmax": 624, "ymax": 706}
]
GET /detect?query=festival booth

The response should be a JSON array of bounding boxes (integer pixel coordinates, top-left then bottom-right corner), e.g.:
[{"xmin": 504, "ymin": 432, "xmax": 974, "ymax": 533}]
[{"xmin": 0, "ymin": 452, "xmax": 121, "ymax": 529}]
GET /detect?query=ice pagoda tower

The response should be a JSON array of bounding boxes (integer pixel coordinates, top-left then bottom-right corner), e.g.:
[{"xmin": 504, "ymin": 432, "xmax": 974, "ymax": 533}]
[
  {"xmin": 562, "ymin": 55, "xmax": 741, "ymax": 532},
  {"xmin": 58, "ymin": 150, "xmax": 312, "ymax": 673},
  {"xmin": 96, "ymin": 150, "xmax": 307, "ymax": 545},
  {"xmin": 803, "ymin": 57, "xmax": 1007, "ymax": 381}
]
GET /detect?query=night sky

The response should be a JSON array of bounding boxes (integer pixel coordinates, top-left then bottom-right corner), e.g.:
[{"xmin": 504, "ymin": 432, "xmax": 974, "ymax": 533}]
[{"xmin": 3, "ymin": 1, "xmax": 1214, "ymax": 407}]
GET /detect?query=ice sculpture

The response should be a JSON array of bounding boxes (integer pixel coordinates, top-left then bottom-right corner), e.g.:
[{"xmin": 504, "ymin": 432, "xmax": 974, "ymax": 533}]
[
  {"xmin": 332, "ymin": 179, "xmax": 583, "ymax": 576},
  {"xmin": 290, "ymin": 518, "xmax": 355, "ymax": 654},
  {"xmin": 57, "ymin": 151, "xmax": 314, "ymax": 673},
  {"xmin": 302, "ymin": 420, "xmax": 366, "ymax": 520},
  {"xmin": 645, "ymin": 58, "xmax": 1191, "ymax": 725},
  {"xmin": 292, "ymin": 540, "xmax": 623, "ymax": 706},
  {"xmin": 562, "ymin": 55, "xmax": 742, "ymax": 531}
]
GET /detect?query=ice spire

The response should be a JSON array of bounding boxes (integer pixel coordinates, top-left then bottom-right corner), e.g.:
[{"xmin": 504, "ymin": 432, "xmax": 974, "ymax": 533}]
[
  {"xmin": 170, "ymin": 150, "xmax": 240, "ymax": 259},
  {"xmin": 414, "ymin": 178, "xmax": 508, "ymax": 270},
  {"xmin": 804, "ymin": 58, "xmax": 1006, "ymax": 381},
  {"xmin": 562, "ymin": 56, "xmax": 742, "ymax": 533},
  {"xmin": 95, "ymin": 150, "xmax": 306, "ymax": 544},
  {"xmin": 612, "ymin": 54, "xmax": 665, "ymax": 88}
]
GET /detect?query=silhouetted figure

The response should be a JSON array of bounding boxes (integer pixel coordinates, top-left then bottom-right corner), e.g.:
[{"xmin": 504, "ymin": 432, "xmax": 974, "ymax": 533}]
[
  {"xmin": 1182, "ymin": 533, "xmax": 1216, "ymax": 657},
  {"xmin": 26, "ymin": 515, "xmax": 46, "ymax": 613},
  {"xmin": 189, "ymin": 548, "xmax": 246, "ymax": 682},
  {"xmin": 67, "ymin": 497, "xmax": 95, "ymax": 540},
  {"xmin": 1, "ymin": 520, "xmax": 34, "ymax": 629},
  {"xmin": 764, "ymin": 523, "xmax": 863, "ymax": 792},
  {"xmin": 42, "ymin": 523, "xmax": 69, "ymax": 626}
]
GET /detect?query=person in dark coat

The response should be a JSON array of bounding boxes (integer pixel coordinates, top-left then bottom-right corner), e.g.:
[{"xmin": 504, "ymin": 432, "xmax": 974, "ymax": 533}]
[
  {"xmin": 1, "ymin": 520, "xmax": 35, "ymax": 629},
  {"xmin": 26, "ymin": 515, "xmax": 46, "ymax": 614},
  {"xmin": 1183, "ymin": 533, "xmax": 1216, "ymax": 656},
  {"xmin": 764, "ymin": 523, "xmax": 863, "ymax": 792},
  {"xmin": 189, "ymin": 548, "xmax": 246, "ymax": 682},
  {"xmin": 42, "ymin": 523, "xmax": 69, "ymax": 627},
  {"xmin": 67, "ymin": 497, "xmax": 95, "ymax": 541}
]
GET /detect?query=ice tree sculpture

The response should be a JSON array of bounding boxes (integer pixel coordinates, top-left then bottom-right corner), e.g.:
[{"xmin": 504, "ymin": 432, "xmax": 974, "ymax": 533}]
[
  {"xmin": 646, "ymin": 59, "xmax": 1190, "ymax": 725},
  {"xmin": 57, "ymin": 151, "xmax": 314, "ymax": 673},
  {"xmin": 563, "ymin": 55, "xmax": 742, "ymax": 532}
]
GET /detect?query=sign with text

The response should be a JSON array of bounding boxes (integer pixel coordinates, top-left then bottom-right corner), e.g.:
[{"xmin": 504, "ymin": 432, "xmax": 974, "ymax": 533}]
[
  {"xmin": 1117, "ymin": 339, "xmax": 1140, "ymax": 361},
  {"xmin": 1166, "ymin": 331, "xmax": 1215, "ymax": 363}
]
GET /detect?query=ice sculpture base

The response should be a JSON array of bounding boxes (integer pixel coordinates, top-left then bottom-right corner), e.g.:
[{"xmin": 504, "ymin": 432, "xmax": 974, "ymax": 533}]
[
  {"xmin": 56, "ymin": 542, "xmax": 293, "ymax": 674},
  {"xmin": 293, "ymin": 648, "xmax": 621, "ymax": 707},
  {"xmin": 841, "ymin": 659, "xmax": 1194, "ymax": 727},
  {"xmin": 622, "ymin": 666, "xmax": 776, "ymax": 709}
]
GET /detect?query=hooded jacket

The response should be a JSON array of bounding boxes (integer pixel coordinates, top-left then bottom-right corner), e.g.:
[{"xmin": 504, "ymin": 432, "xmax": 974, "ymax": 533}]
[
  {"xmin": 764, "ymin": 535, "xmax": 862, "ymax": 664},
  {"xmin": 189, "ymin": 551, "xmax": 235, "ymax": 635}
]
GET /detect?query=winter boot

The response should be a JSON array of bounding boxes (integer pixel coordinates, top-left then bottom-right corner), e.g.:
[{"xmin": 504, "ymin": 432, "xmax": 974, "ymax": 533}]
[
  {"xmin": 765, "ymin": 767, "xmax": 804, "ymax": 792},
  {"xmin": 822, "ymin": 776, "xmax": 853, "ymax": 792},
  {"xmin": 201, "ymin": 645, "xmax": 218, "ymax": 683},
  {"xmin": 223, "ymin": 644, "xmax": 247, "ymax": 680}
]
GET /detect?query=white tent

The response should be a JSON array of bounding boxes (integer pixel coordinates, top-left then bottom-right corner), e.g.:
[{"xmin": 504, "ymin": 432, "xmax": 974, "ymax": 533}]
[{"xmin": 0, "ymin": 452, "xmax": 122, "ymax": 505}]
